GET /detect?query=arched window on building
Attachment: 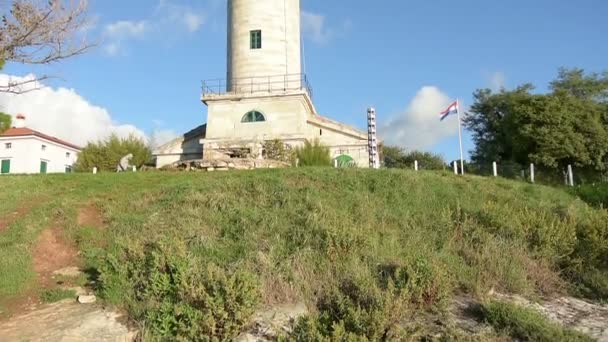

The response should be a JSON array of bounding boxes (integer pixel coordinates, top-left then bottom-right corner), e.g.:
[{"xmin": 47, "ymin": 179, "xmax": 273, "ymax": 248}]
[{"xmin": 241, "ymin": 110, "xmax": 266, "ymax": 123}]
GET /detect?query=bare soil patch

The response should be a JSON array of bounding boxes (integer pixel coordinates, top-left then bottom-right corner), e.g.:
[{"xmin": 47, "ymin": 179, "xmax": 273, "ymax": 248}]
[
  {"xmin": 33, "ymin": 227, "xmax": 79, "ymax": 288},
  {"xmin": 77, "ymin": 203, "xmax": 105, "ymax": 229}
]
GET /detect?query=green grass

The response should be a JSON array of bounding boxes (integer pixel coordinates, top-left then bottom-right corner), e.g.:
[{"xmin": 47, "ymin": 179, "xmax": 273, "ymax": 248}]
[
  {"xmin": 572, "ymin": 183, "xmax": 608, "ymax": 209},
  {"xmin": 0, "ymin": 169, "xmax": 606, "ymax": 340},
  {"xmin": 40, "ymin": 288, "xmax": 76, "ymax": 303},
  {"xmin": 481, "ymin": 300, "xmax": 592, "ymax": 341}
]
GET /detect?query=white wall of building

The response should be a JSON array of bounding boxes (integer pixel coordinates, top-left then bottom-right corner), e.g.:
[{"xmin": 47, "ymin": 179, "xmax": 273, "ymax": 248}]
[
  {"xmin": 205, "ymin": 93, "xmax": 310, "ymax": 142},
  {"xmin": 0, "ymin": 136, "xmax": 79, "ymax": 174}
]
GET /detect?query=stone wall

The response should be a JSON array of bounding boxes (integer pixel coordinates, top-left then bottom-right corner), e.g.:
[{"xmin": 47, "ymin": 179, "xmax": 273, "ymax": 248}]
[{"xmin": 165, "ymin": 158, "xmax": 291, "ymax": 172}]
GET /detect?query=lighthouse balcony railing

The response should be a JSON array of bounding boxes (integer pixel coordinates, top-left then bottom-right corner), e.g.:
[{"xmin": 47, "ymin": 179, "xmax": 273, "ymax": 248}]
[{"xmin": 202, "ymin": 73, "xmax": 313, "ymax": 99}]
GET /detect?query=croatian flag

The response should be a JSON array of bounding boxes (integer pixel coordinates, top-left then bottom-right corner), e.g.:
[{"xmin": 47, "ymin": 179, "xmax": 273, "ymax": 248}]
[{"xmin": 440, "ymin": 101, "xmax": 458, "ymax": 121}]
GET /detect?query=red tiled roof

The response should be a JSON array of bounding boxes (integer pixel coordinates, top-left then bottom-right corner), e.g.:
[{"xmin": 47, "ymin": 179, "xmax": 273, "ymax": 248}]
[{"xmin": 0, "ymin": 127, "xmax": 81, "ymax": 150}]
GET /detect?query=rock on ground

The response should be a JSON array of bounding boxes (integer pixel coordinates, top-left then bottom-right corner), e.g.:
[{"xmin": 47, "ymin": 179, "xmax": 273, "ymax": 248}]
[
  {"xmin": 493, "ymin": 293, "xmax": 608, "ymax": 341},
  {"xmin": 0, "ymin": 300, "xmax": 137, "ymax": 342},
  {"xmin": 236, "ymin": 302, "xmax": 308, "ymax": 341},
  {"xmin": 53, "ymin": 266, "xmax": 83, "ymax": 278}
]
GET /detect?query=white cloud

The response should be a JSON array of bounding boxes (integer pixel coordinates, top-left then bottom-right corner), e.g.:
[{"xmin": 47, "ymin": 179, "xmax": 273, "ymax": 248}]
[
  {"xmin": 151, "ymin": 129, "xmax": 179, "ymax": 148},
  {"xmin": 489, "ymin": 71, "xmax": 506, "ymax": 92},
  {"xmin": 184, "ymin": 13, "xmax": 204, "ymax": 32},
  {"xmin": 157, "ymin": 0, "xmax": 205, "ymax": 33},
  {"xmin": 302, "ymin": 11, "xmax": 330, "ymax": 44},
  {"xmin": 102, "ymin": 1, "xmax": 205, "ymax": 56},
  {"xmin": 102, "ymin": 20, "xmax": 149, "ymax": 55},
  {"xmin": 301, "ymin": 10, "xmax": 351, "ymax": 44},
  {"xmin": 0, "ymin": 74, "xmax": 146, "ymax": 146},
  {"xmin": 104, "ymin": 20, "xmax": 148, "ymax": 38},
  {"xmin": 379, "ymin": 86, "xmax": 459, "ymax": 150}
]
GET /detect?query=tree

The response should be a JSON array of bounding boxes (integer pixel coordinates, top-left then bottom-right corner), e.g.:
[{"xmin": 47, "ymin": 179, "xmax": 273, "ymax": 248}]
[
  {"xmin": 382, "ymin": 146, "xmax": 445, "ymax": 170},
  {"xmin": 75, "ymin": 134, "xmax": 152, "ymax": 172},
  {"xmin": 464, "ymin": 68, "xmax": 608, "ymax": 177},
  {"xmin": 0, "ymin": 112, "xmax": 10, "ymax": 133},
  {"xmin": 0, "ymin": 0, "xmax": 92, "ymax": 93}
]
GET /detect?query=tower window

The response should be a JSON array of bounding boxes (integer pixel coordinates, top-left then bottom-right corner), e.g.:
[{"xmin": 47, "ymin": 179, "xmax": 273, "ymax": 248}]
[
  {"xmin": 241, "ymin": 110, "xmax": 266, "ymax": 123},
  {"xmin": 250, "ymin": 30, "xmax": 262, "ymax": 49},
  {"xmin": 5, "ymin": 143, "xmax": 11, "ymax": 149}
]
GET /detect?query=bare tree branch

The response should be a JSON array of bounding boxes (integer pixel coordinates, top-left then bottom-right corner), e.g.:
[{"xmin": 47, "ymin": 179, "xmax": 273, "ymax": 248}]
[
  {"xmin": 0, "ymin": 0, "xmax": 93, "ymax": 94},
  {"xmin": 0, "ymin": 74, "xmax": 51, "ymax": 93}
]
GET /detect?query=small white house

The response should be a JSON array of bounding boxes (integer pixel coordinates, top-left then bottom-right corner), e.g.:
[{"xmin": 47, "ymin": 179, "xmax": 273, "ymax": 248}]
[{"xmin": 0, "ymin": 115, "xmax": 80, "ymax": 175}]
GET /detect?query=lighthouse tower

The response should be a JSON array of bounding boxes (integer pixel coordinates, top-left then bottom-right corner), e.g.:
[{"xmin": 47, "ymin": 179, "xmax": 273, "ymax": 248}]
[
  {"xmin": 198, "ymin": 0, "xmax": 369, "ymax": 165},
  {"xmin": 227, "ymin": 0, "xmax": 302, "ymax": 92}
]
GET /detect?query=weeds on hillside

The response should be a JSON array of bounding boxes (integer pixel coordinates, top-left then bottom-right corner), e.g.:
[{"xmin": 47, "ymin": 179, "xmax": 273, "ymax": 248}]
[
  {"xmin": 290, "ymin": 257, "xmax": 452, "ymax": 340},
  {"xmin": 295, "ymin": 139, "xmax": 332, "ymax": 166},
  {"xmin": 2, "ymin": 170, "xmax": 608, "ymax": 340},
  {"xmin": 98, "ymin": 241, "xmax": 259, "ymax": 341},
  {"xmin": 481, "ymin": 300, "xmax": 592, "ymax": 342},
  {"xmin": 40, "ymin": 288, "xmax": 76, "ymax": 303},
  {"xmin": 572, "ymin": 183, "xmax": 608, "ymax": 209}
]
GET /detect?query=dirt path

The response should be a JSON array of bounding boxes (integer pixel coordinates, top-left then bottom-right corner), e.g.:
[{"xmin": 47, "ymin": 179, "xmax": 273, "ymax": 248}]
[
  {"xmin": 0, "ymin": 300, "xmax": 136, "ymax": 341},
  {"xmin": 0, "ymin": 204, "xmax": 136, "ymax": 341},
  {"xmin": 33, "ymin": 227, "xmax": 80, "ymax": 287}
]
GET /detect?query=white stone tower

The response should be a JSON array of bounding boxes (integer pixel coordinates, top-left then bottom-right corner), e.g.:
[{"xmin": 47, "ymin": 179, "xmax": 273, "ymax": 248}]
[
  {"xmin": 227, "ymin": 0, "xmax": 302, "ymax": 92},
  {"xmin": 197, "ymin": 0, "xmax": 369, "ymax": 165}
]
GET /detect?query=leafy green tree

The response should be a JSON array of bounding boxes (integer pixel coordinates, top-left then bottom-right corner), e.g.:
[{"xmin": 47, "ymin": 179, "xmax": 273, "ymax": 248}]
[
  {"xmin": 465, "ymin": 68, "xmax": 608, "ymax": 176},
  {"xmin": 296, "ymin": 139, "xmax": 332, "ymax": 167},
  {"xmin": 0, "ymin": 113, "xmax": 11, "ymax": 134},
  {"xmin": 75, "ymin": 134, "xmax": 152, "ymax": 172},
  {"xmin": 382, "ymin": 146, "xmax": 445, "ymax": 170}
]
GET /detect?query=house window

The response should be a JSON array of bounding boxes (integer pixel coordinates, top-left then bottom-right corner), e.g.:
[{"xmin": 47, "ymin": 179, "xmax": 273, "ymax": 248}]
[
  {"xmin": 1, "ymin": 159, "xmax": 10, "ymax": 174},
  {"xmin": 250, "ymin": 30, "xmax": 262, "ymax": 49},
  {"xmin": 41, "ymin": 144, "xmax": 47, "ymax": 151},
  {"xmin": 320, "ymin": 129, "xmax": 323, "ymax": 136},
  {"xmin": 5, "ymin": 143, "xmax": 11, "ymax": 149},
  {"xmin": 65, "ymin": 165, "xmax": 72, "ymax": 173},
  {"xmin": 66, "ymin": 152, "xmax": 71, "ymax": 158},
  {"xmin": 241, "ymin": 110, "xmax": 266, "ymax": 123}
]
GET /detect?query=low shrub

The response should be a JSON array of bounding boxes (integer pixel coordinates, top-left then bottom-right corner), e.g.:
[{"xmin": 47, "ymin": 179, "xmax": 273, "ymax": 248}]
[
  {"xmin": 263, "ymin": 139, "xmax": 295, "ymax": 163},
  {"xmin": 377, "ymin": 257, "xmax": 452, "ymax": 309},
  {"xmin": 291, "ymin": 277, "xmax": 407, "ymax": 340},
  {"xmin": 382, "ymin": 146, "xmax": 446, "ymax": 170},
  {"xmin": 572, "ymin": 183, "xmax": 608, "ymax": 209},
  {"xmin": 481, "ymin": 301, "xmax": 592, "ymax": 342},
  {"xmin": 295, "ymin": 139, "xmax": 332, "ymax": 167},
  {"xmin": 99, "ymin": 241, "xmax": 259, "ymax": 341}
]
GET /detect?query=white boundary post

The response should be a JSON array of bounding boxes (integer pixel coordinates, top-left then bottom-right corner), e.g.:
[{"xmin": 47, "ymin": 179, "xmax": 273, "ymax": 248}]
[
  {"xmin": 453, "ymin": 161, "xmax": 458, "ymax": 175},
  {"xmin": 132, "ymin": 165, "xmax": 137, "ymax": 172},
  {"xmin": 493, "ymin": 162, "xmax": 498, "ymax": 177},
  {"xmin": 414, "ymin": 160, "xmax": 419, "ymax": 171},
  {"xmin": 568, "ymin": 165, "xmax": 574, "ymax": 187},
  {"xmin": 93, "ymin": 167, "xmax": 97, "ymax": 174},
  {"xmin": 530, "ymin": 163, "xmax": 535, "ymax": 183}
]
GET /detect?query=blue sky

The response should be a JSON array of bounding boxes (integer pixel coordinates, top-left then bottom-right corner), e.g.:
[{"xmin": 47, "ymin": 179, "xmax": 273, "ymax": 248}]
[{"xmin": 2, "ymin": 0, "xmax": 607, "ymax": 161}]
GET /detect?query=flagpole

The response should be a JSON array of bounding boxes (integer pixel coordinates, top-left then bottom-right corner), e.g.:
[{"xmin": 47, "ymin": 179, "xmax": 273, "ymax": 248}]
[{"xmin": 457, "ymin": 98, "xmax": 465, "ymax": 175}]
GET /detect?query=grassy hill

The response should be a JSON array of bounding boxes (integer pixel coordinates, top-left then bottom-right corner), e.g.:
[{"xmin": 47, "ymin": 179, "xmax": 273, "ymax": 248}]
[{"xmin": 0, "ymin": 169, "xmax": 606, "ymax": 340}]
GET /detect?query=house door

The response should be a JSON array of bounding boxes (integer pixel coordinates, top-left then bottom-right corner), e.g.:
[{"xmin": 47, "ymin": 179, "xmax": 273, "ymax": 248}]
[
  {"xmin": 40, "ymin": 161, "xmax": 48, "ymax": 174},
  {"xmin": 1, "ymin": 159, "xmax": 10, "ymax": 174}
]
